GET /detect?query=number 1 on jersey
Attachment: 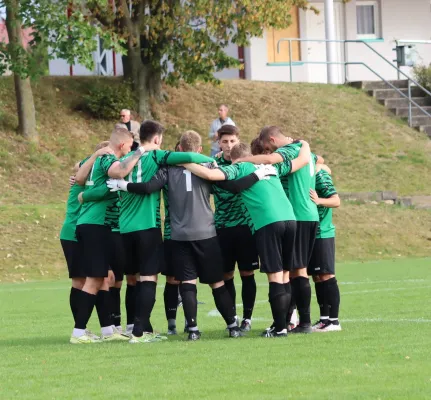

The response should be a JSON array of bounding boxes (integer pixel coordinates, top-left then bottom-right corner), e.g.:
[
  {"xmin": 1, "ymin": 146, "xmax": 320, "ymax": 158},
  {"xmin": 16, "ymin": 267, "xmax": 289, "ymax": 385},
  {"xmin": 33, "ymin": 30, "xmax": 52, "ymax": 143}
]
[{"xmin": 183, "ymin": 170, "xmax": 193, "ymax": 192}]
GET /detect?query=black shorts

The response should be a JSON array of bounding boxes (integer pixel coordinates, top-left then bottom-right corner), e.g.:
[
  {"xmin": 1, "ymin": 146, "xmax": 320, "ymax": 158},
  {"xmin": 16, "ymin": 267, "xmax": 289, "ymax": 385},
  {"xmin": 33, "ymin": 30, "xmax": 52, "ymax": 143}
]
[
  {"xmin": 171, "ymin": 237, "xmax": 224, "ymax": 284},
  {"xmin": 255, "ymin": 221, "xmax": 297, "ymax": 274},
  {"xmin": 308, "ymin": 238, "xmax": 335, "ymax": 275},
  {"xmin": 122, "ymin": 228, "xmax": 164, "ymax": 277},
  {"xmin": 75, "ymin": 224, "xmax": 111, "ymax": 278},
  {"xmin": 60, "ymin": 239, "xmax": 85, "ymax": 279},
  {"xmin": 162, "ymin": 239, "xmax": 175, "ymax": 277},
  {"xmin": 109, "ymin": 232, "xmax": 125, "ymax": 281},
  {"xmin": 293, "ymin": 221, "xmax": 319, "ymax": 269},
  {"xmin": 217, "ymin": 225, "xmax": 259, "ymax": 273}
]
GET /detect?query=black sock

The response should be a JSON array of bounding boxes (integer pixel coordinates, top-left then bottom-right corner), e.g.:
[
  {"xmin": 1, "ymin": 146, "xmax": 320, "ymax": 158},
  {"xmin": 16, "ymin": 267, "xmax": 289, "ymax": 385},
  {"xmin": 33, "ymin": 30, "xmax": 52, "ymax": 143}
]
[
  {"xmin": 180, "ymin": 283, "xmax": 198, "ymax": 330},
  {"xmin": 164, "ymin": 283, "xmax": 179, "ymax": 324},
  {"xmin": 109, "ymin": 287, "xmax": 121, "ymax": 327},
  {"xmin": 125, "ymin": 284, "xmax": 136, "ymax": 325},
  {"xmin": 286, "ymin": 288, "xmax": 296, "ymax": 325},
  {"xmin": 74, "ymin": 290, "xmax": 97, "ymax": 330},
  {"xmin": 315, "ymin": 281, "xmax": 329, "ymax": 320},
  {"xmin": 212, "ymin": 285, "xmax": 237, "ymax": 327},
  {"xmin": 292, "ymin": 277, "xmax": 311, "ymax": 325},
  {"xmin": 326, "ymin": 277, "xmax": 340, "ymax": 321},
  {"xmin": 269, "ymin": 282, "xmax": 289, "ymax": 332},
  {"xmin": 133, "ymin": 281, "xmax": 156, "ymax": 336},
  {"xmin": 96, "ymin": 289, "xmax": 112, "ymax": 328},
  {"xmin": 283, "ymin": 282, "xmax": 293, "ymax": 324},
  {"xmin": 241, "ymin": 275, "xmax": 256, "ymax": 320},
  {"xmin": 70, "ymin": 287, "xmax": 81, "ymax": 323},
  {"xmin": 224, "ymin": 278, "xmax": 237, "ymax": 316}
]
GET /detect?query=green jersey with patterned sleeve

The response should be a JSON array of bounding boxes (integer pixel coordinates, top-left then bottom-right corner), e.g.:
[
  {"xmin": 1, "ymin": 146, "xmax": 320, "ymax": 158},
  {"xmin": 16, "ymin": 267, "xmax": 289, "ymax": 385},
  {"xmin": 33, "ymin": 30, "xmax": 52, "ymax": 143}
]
[
  {"xmin": 76, "ymin": 154, "xmax": 119, "ymax": 227},
  {"xmin": 275, "ymin": 143, "xmax": 319, "ymax": 222},
  {"xmin": 60, "ymin": 157, "xmax": 90, "ymax": 241},
  {"xmin": 315, "ymin": 169, "xmax": 337, "ymax": 239},
  {"xmin": 120, "ymin": 150, "xmax": 214, "ymax": 234},
  {"xmin": 220, "ymin": 162, "xmax": 295, "ymax": 231},
  {"xmin": 213, "ymin": 154, "xmax": 252, "ymax": 229}
]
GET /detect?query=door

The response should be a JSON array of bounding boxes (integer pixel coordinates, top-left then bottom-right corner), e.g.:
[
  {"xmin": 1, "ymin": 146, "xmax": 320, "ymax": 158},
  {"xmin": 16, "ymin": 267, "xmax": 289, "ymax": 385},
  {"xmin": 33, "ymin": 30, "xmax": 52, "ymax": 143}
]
[{"xmin": 305, "ymin": 2, "xmax": 345, "ymax": 83}]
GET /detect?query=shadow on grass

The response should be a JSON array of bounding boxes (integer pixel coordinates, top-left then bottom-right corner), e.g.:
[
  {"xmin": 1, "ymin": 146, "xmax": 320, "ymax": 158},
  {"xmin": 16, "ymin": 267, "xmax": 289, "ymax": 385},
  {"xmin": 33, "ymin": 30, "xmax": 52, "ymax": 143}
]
[{"xmin": 0, "ymin": 330, "xmax": 269, "ymax": 348}]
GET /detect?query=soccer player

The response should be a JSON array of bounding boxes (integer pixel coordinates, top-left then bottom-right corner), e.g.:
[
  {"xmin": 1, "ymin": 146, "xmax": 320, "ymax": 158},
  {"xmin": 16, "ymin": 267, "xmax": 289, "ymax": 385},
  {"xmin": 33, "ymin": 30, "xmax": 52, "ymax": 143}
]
[
  {"xmin": 117, "ymin": 121, "xmax": 224, "ymax": 344},
  {"xmin": 70, "ymin": 127, "xmax": 146, "ymax": 344},
  {"xmin": 107, "ymin": 131, "xmax": 270, "ymax": 340},
  {"xmin": 183, "ymin": 141, "xmax": 312, "ymax": 337},
  {"xmin": 60, "ymin": 142, "xmax": 112, "ymax": 338},
  {"xmin": 235, "ymin": 127, "xmax": 320, "ymax": 334},
  {"xmin": 213, "ymin": 125, "xmax": 259, "ymax": 331},
  {"xmin": 309, "ymin": 164, "xmax": 341, "ymax": 332}
]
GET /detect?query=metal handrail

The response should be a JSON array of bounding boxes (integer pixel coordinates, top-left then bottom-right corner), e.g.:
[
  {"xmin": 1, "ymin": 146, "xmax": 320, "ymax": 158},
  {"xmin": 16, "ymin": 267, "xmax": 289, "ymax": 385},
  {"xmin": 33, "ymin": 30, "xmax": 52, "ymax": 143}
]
[{"xmin": 276, "ymin": 38, "xmax": 431, "ymax": 127}]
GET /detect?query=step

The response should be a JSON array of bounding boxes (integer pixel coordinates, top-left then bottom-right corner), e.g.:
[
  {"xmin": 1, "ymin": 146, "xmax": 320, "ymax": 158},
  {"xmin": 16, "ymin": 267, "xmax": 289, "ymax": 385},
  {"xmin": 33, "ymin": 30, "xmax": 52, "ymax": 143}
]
[
  {"xmin": 349, "ymin": 80, "xmax": 409, "ymax": 90},
  {"xmin": 380, "ymin": 96, "xmax": 431, "ymax": 108},
  {"xmin": 404, "ymin": 115, "xmax": 431, "ymax": 127},
  {"xmin": 393, "ymin": 106, "xmax": 431, "ymax": 117},
  {"xmin": 368, "ymin": 87, "xmax": 425, "ymax": 100},
  {"xmin": 418, "ymin": 125, "xmax": 431, "ymax": 138}
]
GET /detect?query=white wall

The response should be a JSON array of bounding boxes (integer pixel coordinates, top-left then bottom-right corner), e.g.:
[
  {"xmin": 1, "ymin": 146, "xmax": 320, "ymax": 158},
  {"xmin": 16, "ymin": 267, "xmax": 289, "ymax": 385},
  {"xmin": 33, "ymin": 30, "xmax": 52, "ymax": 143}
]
[
  {"xmin": 344, "ymin": 0, "xmax": 431, "ymax": 82},
  {"xmin": 214, "ymin": 42, "xmax": 240, "ymax": 80},
  {"xmin": 245, "ymin": 32, "xmax": 308, "ymax": 82}
]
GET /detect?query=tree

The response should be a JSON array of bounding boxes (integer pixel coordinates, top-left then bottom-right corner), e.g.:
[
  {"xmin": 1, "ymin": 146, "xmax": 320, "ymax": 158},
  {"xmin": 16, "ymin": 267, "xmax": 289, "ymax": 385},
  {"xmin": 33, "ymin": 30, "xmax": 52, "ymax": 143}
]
[
  {"xmin": 0, "ymin": 0, "xmax": 124, "ymax": 140},
  {"xmin": 81, "ymin": 0, "xmax": 311, "ymax": 118},
  {"xmin": 2, "ymin": 0, "xmax": 37, "ymax": 140}
]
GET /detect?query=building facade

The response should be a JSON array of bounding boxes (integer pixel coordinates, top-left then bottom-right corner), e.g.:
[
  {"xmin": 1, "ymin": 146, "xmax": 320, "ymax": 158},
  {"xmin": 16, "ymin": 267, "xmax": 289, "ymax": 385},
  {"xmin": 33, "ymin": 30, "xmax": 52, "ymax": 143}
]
[{"xmin": 47, "ymin": 0, "xmax": 431, "ymax": 84}]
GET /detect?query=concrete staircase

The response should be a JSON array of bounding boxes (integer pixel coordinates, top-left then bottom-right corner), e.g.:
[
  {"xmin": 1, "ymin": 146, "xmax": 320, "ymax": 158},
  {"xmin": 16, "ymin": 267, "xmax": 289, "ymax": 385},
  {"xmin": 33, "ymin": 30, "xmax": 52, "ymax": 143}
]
[{"xmin": 349, "ymin": 80, "xmax": 431, "ymax": 138}]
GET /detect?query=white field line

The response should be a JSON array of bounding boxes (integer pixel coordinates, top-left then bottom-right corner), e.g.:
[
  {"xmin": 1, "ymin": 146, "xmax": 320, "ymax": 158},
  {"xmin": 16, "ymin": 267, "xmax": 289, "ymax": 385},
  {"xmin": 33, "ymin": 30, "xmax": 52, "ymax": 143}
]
[{"xmin": 255, "ymin": 279, "xmax": 426, "ymax": 287}]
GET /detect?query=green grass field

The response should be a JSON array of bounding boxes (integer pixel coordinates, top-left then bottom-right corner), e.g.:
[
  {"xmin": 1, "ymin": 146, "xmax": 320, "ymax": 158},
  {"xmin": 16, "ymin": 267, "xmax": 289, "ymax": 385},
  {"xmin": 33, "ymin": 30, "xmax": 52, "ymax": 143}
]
[{"xmin": 1, "ymin": 258, "xmax": 430, "ymax": 399}]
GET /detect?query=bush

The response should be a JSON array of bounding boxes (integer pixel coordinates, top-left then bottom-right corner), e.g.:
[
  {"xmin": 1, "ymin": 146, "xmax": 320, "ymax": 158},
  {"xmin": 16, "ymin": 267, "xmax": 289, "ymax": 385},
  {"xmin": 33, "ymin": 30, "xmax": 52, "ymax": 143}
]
[
  {"xmin": 81, "ymin": 83, "xmax": 137, "ymax": 120},
  {"xmin": 413, "ymin": 64, "xmax": 431, "ymax": 91}
]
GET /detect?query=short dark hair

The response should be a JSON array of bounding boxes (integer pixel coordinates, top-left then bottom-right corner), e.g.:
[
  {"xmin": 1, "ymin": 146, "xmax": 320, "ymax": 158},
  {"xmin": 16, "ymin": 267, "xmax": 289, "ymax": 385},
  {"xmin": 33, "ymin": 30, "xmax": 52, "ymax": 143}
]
[
  {"xmin": 217, "ymin": 124, "xmax": 239, "ymax": 140},
  {"xmin": 259, "ymin": 126, "xmax": 284, "ymax": 142},
  {"xmin": 230, "ymin": 142, "xmax": 251, "ymax": 160},
  {"xmin": 250, "ymin": 137, "xmax": 265, "ymax": 155},
  {"xmin": 139, "ymin": 120, "xmax": 164, "ymax": 142}
]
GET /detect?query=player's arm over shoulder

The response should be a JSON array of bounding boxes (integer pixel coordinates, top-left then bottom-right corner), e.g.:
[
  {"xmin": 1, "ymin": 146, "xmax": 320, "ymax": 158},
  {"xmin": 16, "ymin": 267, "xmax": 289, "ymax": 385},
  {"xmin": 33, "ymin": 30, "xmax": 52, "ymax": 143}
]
[{"xmin": 183, "ymin": 163, "xmax": 226, "ymax": 181}]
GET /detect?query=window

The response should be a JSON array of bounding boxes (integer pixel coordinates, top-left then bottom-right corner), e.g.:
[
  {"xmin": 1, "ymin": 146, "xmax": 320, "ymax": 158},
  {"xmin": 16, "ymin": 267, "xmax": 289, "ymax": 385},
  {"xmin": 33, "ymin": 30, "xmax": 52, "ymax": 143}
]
[
  {"xmin": 356, "ymin": 1, "xmax": 380, "ymax": 39},
  {"xmin": 267, "ymin": 7, "xmax": 301, "ymax": 63}
]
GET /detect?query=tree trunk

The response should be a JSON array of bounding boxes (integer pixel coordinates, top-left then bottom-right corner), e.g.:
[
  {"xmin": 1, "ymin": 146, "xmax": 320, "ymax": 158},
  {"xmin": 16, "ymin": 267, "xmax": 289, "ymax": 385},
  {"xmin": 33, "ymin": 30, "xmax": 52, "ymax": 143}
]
[
  {"xmin": 122, "ymin": 32, "xmax": 164, "ymax": 120},
  {"xmin": 5, "ymin": 0, "xmax": 38, "ymax": 141}
]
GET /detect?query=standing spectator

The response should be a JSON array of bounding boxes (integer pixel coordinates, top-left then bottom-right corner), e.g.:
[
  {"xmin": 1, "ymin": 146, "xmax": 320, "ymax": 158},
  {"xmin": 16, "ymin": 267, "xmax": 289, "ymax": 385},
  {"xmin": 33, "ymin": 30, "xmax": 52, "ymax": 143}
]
[
  {"xmin": 118, "ymin": 109, "xmax": 140, "ymax": 145},
  {"xmin": 209, "ymin": 104, "xmax": 235, "ymax": 157}
]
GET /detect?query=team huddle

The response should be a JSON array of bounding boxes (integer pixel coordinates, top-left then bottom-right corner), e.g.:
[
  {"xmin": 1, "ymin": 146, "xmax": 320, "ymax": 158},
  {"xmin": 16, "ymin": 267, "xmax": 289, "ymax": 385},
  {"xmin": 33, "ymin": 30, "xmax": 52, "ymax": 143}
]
[{"xmin": 60, "ymin": 119, "xmax": 341, "ymax": 344}]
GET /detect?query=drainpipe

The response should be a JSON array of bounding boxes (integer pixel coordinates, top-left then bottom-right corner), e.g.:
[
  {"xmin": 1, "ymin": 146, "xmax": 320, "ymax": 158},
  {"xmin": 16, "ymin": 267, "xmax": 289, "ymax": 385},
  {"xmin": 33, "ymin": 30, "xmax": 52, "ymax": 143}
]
[{"xmin": 324, "ymin": 0, "xmax": 337, "ymax": 84}]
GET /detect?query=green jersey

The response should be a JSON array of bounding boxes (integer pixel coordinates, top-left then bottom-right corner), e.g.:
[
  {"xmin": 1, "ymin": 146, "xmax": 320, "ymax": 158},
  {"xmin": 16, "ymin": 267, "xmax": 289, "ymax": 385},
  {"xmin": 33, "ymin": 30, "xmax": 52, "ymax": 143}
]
[
  {"xmin": 275, "ymin": 143, "xmax": 319, "ymax": 222},
  {"xmin": 60, "ymin": 157, "xmax": 89, "ymax": 241},
  {"xmin": 220, "ymin": 162, "xmax": 296, "ymax": 231},
  {"xmin": 315, "ymin": 170, "xmax": 337, "ymax": 239},
  {"xmin": 76, "ymin": 154, "xmax": 119, "ymax": 228},
  {"xmin": 60, "ymin": 184, "xmax": 83, "ymax": 241},
  {"xmin": 120, "ymin": 150, "xmax": 213, "ymax": 234},
  {"xmin": 213, "ymin": 155, "xmax": 252, "ymax": 229}
]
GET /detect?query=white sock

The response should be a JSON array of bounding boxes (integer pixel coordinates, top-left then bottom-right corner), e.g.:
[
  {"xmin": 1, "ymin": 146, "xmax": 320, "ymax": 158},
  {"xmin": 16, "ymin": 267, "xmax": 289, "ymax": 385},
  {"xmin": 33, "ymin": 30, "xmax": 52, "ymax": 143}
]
[
  {"xmin": 276, "ymin": 329, "xmax": 287, "ymax": 335},
  {"xmin": 101, "ymin": 326, "xmax": 114, "ymax": 337},
  {"xmin": 73, "ymin": 328, "xmax": 86, "ymax": 338},
  {"xmin": 126, "ymin": 324, "xmax": 134, "ymax": 332},
  {"xmin": 189, "ymin": 326, "xmax": 199, "ymax": 332},
  {"xmin": 227, "ymin": 322, "xmax": 237, "ymax": 329},
  {"xmin": 320, "ymin": 316, "xmax": 329, "ymax": 320},
  {"xmin": 244, "ymin": 319, "xmax": 251, "ymax": 324}
]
